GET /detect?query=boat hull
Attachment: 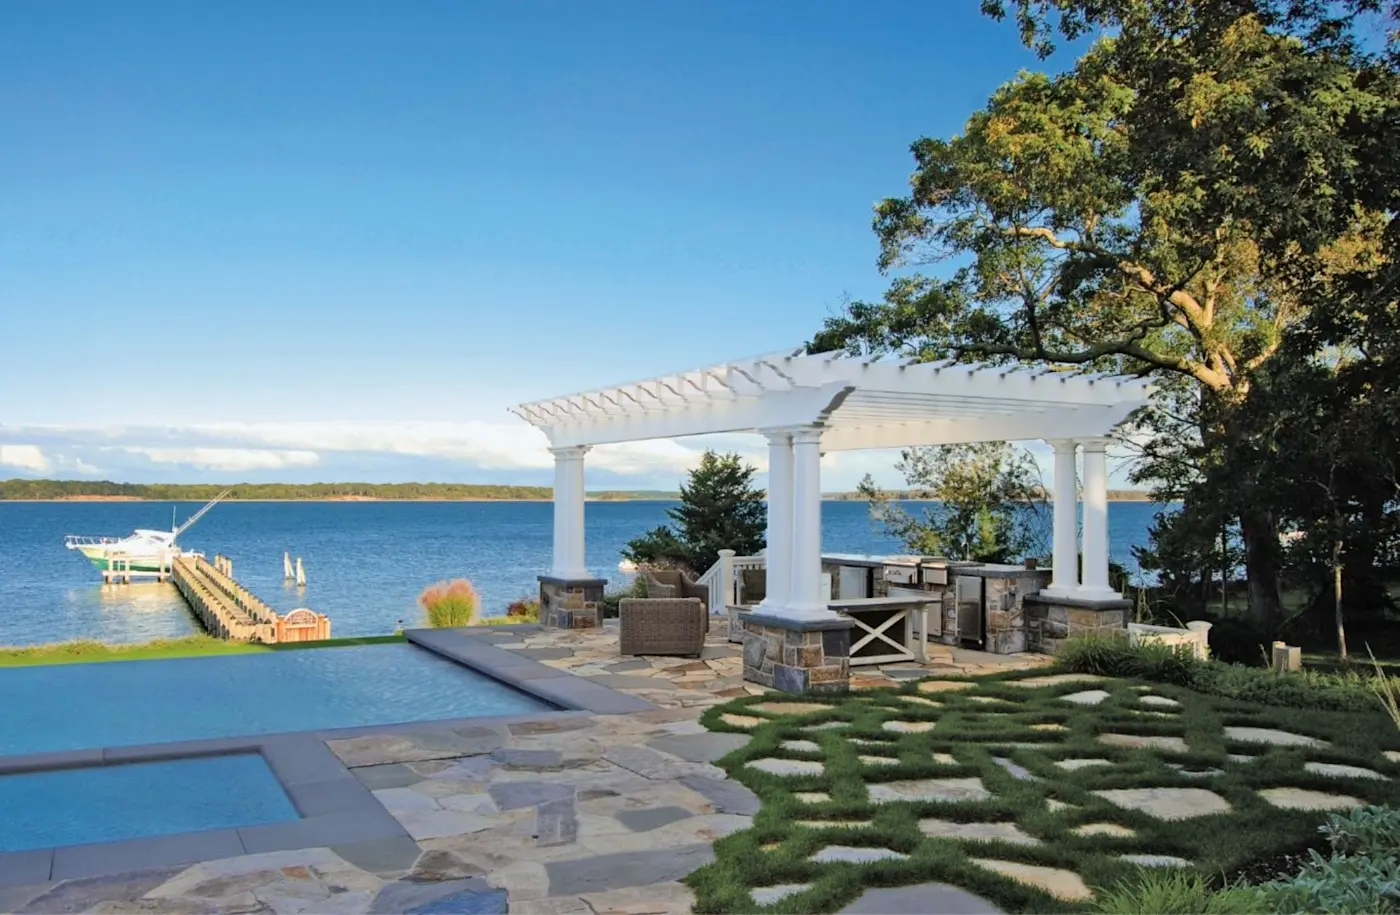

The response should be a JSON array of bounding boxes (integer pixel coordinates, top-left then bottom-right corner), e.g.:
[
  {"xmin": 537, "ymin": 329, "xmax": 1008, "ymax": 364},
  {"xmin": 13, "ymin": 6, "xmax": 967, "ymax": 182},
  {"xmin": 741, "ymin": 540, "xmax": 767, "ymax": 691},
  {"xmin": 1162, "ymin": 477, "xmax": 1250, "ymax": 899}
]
[{"xmin": 76, "ymin": 546, "xmax": 171, "ymax": 573}]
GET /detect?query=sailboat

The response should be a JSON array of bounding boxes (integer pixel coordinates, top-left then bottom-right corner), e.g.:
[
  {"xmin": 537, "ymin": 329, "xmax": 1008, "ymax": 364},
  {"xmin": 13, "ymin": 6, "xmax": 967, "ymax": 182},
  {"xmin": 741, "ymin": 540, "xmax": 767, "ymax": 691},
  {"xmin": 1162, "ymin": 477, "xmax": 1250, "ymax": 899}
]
[{"xmin": 65, "ymin": 490, "xmax": 232, "ymax": 573}]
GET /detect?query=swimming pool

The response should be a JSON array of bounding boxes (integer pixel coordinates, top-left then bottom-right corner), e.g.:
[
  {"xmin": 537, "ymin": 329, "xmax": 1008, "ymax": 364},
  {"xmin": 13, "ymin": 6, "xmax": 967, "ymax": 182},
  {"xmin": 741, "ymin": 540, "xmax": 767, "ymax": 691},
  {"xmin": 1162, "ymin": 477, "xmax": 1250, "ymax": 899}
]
[
  {"xmin": 0, "ymin": 643, "xmax": 553, "ymax": 755},
  {"xmin": 0, "ymin": 754, "xmax": 298, "ymax": 852}
]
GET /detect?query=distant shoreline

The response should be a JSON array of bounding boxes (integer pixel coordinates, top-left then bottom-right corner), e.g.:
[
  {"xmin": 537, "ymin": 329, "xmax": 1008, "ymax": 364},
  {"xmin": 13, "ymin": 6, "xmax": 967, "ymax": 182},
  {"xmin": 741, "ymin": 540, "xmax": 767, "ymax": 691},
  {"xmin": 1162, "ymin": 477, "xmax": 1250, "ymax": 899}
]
[{"xmin": 6, "ymin": 494, "xmax": 1162, "ymax": 503}]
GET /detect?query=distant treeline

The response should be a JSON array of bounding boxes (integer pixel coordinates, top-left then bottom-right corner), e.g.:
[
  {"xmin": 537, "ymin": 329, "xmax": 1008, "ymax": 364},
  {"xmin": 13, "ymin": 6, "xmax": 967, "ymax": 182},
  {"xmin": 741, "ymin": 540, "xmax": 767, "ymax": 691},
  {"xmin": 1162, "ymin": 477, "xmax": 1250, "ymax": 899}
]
[{"xmin": 0, "ymin": 480, "xmax": 681, "ymax": 501}]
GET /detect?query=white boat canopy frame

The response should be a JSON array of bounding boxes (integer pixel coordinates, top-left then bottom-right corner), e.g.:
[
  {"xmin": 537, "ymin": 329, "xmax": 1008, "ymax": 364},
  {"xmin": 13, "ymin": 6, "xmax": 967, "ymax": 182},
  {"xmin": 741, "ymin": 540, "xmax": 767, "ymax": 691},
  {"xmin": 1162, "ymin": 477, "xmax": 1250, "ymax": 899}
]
[{"xmin": 510, "ymin": 347, "xmax": 1154, "ymax": 614}]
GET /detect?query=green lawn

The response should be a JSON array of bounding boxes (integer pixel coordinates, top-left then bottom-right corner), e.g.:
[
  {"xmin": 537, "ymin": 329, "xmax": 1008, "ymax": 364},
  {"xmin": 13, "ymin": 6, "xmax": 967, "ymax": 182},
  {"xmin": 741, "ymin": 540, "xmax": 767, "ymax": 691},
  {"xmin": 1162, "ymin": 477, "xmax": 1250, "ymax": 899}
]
[
  {"xmin": 688, "ymin": 672, "xmax": 1400, "ymax": 914},
  {"xmin": 0, "ymin": 633, "xmax": 406, "ymax": 667}
]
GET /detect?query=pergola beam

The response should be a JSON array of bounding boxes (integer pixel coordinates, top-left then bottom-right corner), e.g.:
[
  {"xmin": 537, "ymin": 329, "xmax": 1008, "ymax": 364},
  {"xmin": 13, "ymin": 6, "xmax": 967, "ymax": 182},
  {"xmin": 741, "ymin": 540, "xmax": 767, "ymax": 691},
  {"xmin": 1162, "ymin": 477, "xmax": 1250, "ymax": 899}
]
[{"xmin": 817, "ymin": 402, "xmax": 1145, "ymax": 451}]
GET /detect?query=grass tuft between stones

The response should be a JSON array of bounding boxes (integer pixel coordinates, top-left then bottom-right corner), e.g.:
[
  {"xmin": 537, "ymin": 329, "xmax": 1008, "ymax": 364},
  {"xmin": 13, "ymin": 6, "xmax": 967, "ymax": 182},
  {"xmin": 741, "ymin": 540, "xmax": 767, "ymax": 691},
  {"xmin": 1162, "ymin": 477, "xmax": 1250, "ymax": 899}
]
[{"xmin": 690, "ymin": 670, "xmax": 1400, "ymax": 913}]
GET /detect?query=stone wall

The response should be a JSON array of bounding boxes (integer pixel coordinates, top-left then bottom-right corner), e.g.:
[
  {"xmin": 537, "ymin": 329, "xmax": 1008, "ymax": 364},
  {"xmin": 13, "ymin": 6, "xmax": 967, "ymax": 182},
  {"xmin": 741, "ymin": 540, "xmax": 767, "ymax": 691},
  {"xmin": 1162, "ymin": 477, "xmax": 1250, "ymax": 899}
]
[
  {"xmin": 537, "ymin": 576, "xmax": 606, "ymax": 629},
  {"xmin": 981, "ymin": 571, "xmax": 1051, "ymax": 654},
  {"xmin": 742, "ymin": 614, "xmax": 852, "ymax": 695},
  {"xmin": 1024, "ymin": 594, "xmax": 1130, "ymax": 654}
]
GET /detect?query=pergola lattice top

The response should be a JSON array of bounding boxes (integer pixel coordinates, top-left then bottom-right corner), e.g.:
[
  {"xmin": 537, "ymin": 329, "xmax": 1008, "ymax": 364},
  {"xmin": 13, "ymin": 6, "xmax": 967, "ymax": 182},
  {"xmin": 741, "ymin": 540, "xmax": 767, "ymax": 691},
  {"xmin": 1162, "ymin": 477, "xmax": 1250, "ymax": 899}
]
[{"xmin": 509, "ymin": 347, "xmax": 1153, "ymax": 450}]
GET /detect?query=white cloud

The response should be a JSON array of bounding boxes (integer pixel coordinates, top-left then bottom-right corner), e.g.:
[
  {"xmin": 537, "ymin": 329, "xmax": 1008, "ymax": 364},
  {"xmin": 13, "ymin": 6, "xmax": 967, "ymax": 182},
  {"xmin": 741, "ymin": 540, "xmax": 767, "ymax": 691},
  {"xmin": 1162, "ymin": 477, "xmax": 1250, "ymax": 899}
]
[
  {"xmin": 0, "ymin": 444, "xmax": 50, "ymax": 473},
  {"xmin": 117, "ymin": 447, "xmax": 322, "ymax": 472}
]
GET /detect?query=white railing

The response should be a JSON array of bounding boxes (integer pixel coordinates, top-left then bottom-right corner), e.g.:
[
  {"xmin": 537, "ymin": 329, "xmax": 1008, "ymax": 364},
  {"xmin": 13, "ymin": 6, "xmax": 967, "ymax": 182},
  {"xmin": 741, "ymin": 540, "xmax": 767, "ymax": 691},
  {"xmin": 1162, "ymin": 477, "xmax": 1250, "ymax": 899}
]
[
  {"xmin": 696, "ymin": 549, "xmax": 766, "ymax": 614},
  {"xmin": 64, "ymin": 534, "xmax": 123, "ymax": 548}
]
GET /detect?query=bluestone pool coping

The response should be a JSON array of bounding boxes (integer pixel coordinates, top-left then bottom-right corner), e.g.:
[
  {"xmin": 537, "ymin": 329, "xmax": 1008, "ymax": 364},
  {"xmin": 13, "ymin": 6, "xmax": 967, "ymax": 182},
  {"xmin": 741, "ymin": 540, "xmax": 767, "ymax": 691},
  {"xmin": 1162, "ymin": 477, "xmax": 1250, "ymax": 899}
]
[{"xmin": 0, "ymin": 627, "xmax": 657, "ymax": 887}]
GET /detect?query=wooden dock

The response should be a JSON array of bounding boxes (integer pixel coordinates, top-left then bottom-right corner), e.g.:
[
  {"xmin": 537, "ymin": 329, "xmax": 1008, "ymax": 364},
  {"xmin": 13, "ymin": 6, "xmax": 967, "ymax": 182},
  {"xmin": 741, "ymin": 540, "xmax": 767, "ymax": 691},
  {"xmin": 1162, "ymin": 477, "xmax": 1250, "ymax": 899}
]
[{"xmin": 170, "ymin": 555, "xmax": 331, "ymax": 643}]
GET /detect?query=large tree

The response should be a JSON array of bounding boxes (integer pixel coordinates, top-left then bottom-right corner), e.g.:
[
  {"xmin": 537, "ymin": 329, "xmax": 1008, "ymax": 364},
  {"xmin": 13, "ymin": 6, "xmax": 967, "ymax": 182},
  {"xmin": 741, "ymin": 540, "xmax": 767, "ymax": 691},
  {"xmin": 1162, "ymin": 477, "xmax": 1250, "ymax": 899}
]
[{"xmin": 810, "ymin": 0, "xmax": 1395, "ymax": 630}]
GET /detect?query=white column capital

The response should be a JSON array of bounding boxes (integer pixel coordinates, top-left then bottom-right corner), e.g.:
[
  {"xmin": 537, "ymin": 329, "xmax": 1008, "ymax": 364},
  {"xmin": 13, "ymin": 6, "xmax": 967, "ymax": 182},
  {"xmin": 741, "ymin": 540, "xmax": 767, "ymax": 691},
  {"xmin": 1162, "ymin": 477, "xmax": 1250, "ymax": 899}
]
[
  {"xmin": 1045, "ymin": 439, "xmax": 1080, "ymax": 454},
  {"xmin": 788, "ymin": 426, "xmax": 824, "ymax": 446},
  {"xmin": 549, "ymin": 444, "xmax": 590, "ymax": 459},
  {"xmin": 758, "ymin": 428, "xmax": 794, "ymax": 444},
  {"xmin": 1078, "ymin": 437, "xmax": 1111, "ymax": 453}
]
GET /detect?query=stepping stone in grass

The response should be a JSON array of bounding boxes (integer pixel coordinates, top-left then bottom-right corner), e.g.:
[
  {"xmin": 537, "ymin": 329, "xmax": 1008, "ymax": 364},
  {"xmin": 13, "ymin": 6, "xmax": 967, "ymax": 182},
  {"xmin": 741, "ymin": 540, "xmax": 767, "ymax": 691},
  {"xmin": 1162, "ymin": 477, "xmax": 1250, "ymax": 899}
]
[
  {"xmin": 1056, "ymin": 758, "xmax": 1113, "ymax": 771},
  {"xmin": 932, "ymin": 753, "xmax": 958, "ymax": 765},
  {"xmin": 1073, "ymin": 822, "xmax": 1135, "ymax": 837},
  {"xmin": 917, "ymin": 680, "xmax": 976, "ymax": 694},
  {"xmin": 1258, "ymin": 787, "xmax": 1364, "ymax": 811},
  {"xmin": 837, "ymin": 883, "xmax": 1001, "ymax": 915},
  {"xmin": 1140, "ymin": 695, "xmax": 1181, "ymax": 708},
  {"xmin": 869, "ymin": 777, "xmax": 990, "ymax": 804},
  {"xmin": 1098, "ymin": 733, "xmax": 1189, "ymax": 754},
  {"xmin": 1385, "ymin": 750, "xmax": 1400, "ymax": 764},
  {"xmin": 720, "ymin": 714, "xmax": 766, "ymax": 729},
  {"xmin": 751, "ymin": 701, "xmax": 835, "ymax": 716},
  {"xmin": 902, "ymin": 696, "xmax": 943, "ymax": 708},
  {"xmin": 752, "ymin": 884, "xmax": 809, "ymax": 905},
  {"xmin": 794, "ymin": 791, "xmax": 830, "ymax": 804},
  {"xmin": 968, "ymin": 858, "xmax": 1092, "ymax": 902},
  {"xmin": 1045, "ymin": 798, "xmax": 1077, "ymax": 813},
  {"xmin": 860, "ymin": 755, "xmax": 900, "ymax": 767},
  {"xmin": 1227, "ymin": 754, "xmax": 1257, "ymax": 764},
  {"xmin": 1303, "ymin": 762, "xmax": 1386, "ymax": 780},
  {"xmin": 1007, "ymin": 674, "xmax": 1104, "ymax": 688},
  {"xmin": 1030, "ymin": 723, "xmax": 1068, "ymax": 732},
  {"xmin": 747, "ymin": 758, "xmax": 825, "ymax": 776},
  {"xmin": 796, "ymin": 819, "xmax": 872, "ymax": 829},
  {"xmin": 780, "ymin": 739, "xmax": 822, "ymax": 753},
  {"xmin": 1167, "ymin": 763, "xmax": 1223, "ymax": 778},
  {"xmin": 760, "ymin": 841, "xmax": 784, "ymax": 851},
  {"xmin": 919, "ymin": 818, "xmax": 1040, "ymax": 845},
  {"xmin": 1120, "ymin": 854, "xmax": 1192, "ymax": 867},
  {"xmin": 883, "ymin": 720, "xmax": 936, "ymax": 733},
  {"xmin": 1061, "ymin": 690, "xmax": 1111, "ymax": 706},
  {"xmin": 851, "ymin": 738, "xmax": 895, "ymax": 747},
  {"xmin": 993, "ymin": 757, "xmax": 1039, "ymax": 781},
  {"xmin": 1094, "ymin": 787, "xmax": 1231, "ymax": 820},
  {"xmin": 967, "ymin": 696, "xmax": 1014, "ymax": 705},
  {"xmin": 806, "ymin": 721, "xmax": 849, "ymax": 731},
  {"xmin": 810, "ymin": 845, "xmax": 909, "ymax": 864},
  {"xmin": 1223, "ymin": 727, "xmax": 1329, "ymax": 749}
]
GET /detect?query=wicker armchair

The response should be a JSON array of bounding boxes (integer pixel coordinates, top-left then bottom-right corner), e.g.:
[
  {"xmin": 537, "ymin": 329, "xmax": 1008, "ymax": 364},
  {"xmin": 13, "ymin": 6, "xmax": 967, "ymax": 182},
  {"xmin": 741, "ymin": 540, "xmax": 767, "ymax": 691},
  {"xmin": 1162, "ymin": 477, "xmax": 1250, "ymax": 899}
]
[
  {"xmin": 618, "ymin": 597, "xmax": 707, "ymax": 657},
  {"xmin": 644, "ymin": 569, "xmax": 710, "ymax": 608}
]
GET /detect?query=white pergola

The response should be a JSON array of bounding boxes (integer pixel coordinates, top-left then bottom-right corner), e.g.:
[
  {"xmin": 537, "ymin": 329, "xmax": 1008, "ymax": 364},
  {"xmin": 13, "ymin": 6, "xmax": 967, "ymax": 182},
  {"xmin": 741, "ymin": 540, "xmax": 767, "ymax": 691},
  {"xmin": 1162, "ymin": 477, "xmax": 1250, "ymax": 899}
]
[{"xmin": 510, "ymin": 348, "xmax": 1154, "ymax": 619}]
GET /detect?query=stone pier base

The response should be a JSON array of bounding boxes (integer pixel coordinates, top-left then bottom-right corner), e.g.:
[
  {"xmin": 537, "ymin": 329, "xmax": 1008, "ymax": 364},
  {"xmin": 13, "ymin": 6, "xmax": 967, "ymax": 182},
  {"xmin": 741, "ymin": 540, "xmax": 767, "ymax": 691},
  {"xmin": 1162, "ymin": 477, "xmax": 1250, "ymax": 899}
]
[
  {"xmin": 538, "ymin": 576, "xmax": 607, "ymax": 629},
  {"xmin": 742, "ymin": 610, "xmax": 855, "ymax": 695},
  {"xmin": 1023, "ymin": 592, "xmax": 1132, "ymax": 654}
]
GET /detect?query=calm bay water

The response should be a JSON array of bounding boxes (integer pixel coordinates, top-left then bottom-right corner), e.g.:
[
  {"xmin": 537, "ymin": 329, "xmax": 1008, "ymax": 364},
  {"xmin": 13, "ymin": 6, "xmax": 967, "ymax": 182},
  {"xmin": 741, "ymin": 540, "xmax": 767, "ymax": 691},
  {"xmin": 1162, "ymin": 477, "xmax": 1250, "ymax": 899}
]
[{"xmin": 0, "ymin": 500, "xmax": 1165, "ymax": 646}]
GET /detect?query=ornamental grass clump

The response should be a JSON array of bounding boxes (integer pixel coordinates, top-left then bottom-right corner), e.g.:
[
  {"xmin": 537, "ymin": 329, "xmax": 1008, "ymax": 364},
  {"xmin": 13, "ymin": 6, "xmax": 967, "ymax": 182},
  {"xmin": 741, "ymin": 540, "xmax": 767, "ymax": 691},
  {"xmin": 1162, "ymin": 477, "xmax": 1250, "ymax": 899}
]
[{"xmin": 418, "ymin": 579, "xmax": 480, "ymax": 628}]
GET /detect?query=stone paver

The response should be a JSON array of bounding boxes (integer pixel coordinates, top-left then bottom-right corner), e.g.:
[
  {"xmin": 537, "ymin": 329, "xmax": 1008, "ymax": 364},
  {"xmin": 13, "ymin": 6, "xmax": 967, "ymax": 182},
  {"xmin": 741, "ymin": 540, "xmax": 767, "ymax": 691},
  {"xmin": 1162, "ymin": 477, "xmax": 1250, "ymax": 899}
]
[
  {"xmin": 1119, "ymin": 854, "xmax": 1192, "ymax": 867},
  {"xmin": 1140, "ymin": 695, "xmax": 1180, "ymax": 708},
  {"xmin": 646, "ymin": 732, "xmax": 751, "ymax": 763},
  {"xmin": 869, "ymin": 777, "xmax": 990, "ymax": 804},
  {"xmin": 1073, "ymin": 822, "xmax": 1135, "ymax": 837},
  {"xmin": 1223, "ymin": 727, "xmax": 1329, "ymax": 749},
  {"xmin": 931, "ymin": 753, "xmax": 958, "ymax": 765},
  {"xmin": 919, "ymin": 819, "xmax": 1039, "ymax": 846},
  {"xmin": 1007, "ymin": 674, "xmax": 1104, "ymax": 688},
  {"xmin": 1030, "ymin": 723, "xmax": 1068, "ymax": 732},
  {"xmin": 1098, "ymin": 733, "xmax": 1189, "ymax": 754},
  {"xmin": 1056, "ymin": 758, "xmax": 1114, "ymax": 771},
  {"xmin": 752, "ymin": 883, "xmax": 810, "ymax": 905},
  {"xmin": 917, "ymin": 680, "xmax": 977, "ymax": 694},
  {"xmin": 750, "ymin": 702, "xmax": 834, "ymax": 716},
  {"xmin": 902, "ymin": 697, "xmax": 943, "ymax": 708},
  {"xmin": 1094, "ymin": 787, "xmax": 1232, "ymax": 820},
  {"xmin": 838, "ymin": 883, "xmax": 1002, "ymax": 914},
  {"xmin": 747, "ymin": 758, "xmax": 825, "ymax": 776},
  {"xmin": 992, "ymin": 757, "xmax": 1038, "ymax": 781},
  {"xmin": 810, "ymin": 846, "xmax": 908, "ymax": 864},
  {"xmin": 882, "ymin": 720, "xmax": 936, "ymax": 733},
  {"xmin": 1258, "ymin": 787, "xmax": 1364, "ymax": 810},
  {"xmin": 1385, "ymin": 750, "xmax": 1400, "ymax": 764},
  {"xmin": 967, "ymin": 859, "xmax": 1092, "ymax": 902},
  {"xmin": 780, "ymin": 739, "xmax": 822, "ymax": 753},
  {"xmin": 1303, "ymin": 762, "xmax": 1386, "ymax": 780},
  {"xmin": 794, "ymin": 791, "xmax": 830, "ymax": 803},
  {"xmin": 1061, "ymin": 690, "xmax": 1111, "ymax": 706},
  {"xmin": 719, "ymin": 714, "xmax": 765, "ymax": 728}
]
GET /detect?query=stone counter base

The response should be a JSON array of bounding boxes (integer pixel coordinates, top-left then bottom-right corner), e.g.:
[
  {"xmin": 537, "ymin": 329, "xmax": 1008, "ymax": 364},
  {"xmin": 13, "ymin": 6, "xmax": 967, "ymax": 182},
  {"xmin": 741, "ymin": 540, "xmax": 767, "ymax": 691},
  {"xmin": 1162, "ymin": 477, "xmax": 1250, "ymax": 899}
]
[
  {"xmin": 741, "ymin": 612, "xmax": 854, "ymax": 695},
  {"xmin": 538, "ymin": 576, "xmax": 607, "ymax": 629},
  {"xmin": 1024, "ymin": 593, "xmax": 1131, "ymax": 654}
]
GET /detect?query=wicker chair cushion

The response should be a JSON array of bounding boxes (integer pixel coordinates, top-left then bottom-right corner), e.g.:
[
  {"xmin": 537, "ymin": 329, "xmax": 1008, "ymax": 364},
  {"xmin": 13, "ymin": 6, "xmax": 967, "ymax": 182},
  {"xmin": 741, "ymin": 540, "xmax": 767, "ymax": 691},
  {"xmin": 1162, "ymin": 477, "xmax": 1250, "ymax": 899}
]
[{"xmin": 643, "ymin": 574, "xmax": 678, "ymax": 599}]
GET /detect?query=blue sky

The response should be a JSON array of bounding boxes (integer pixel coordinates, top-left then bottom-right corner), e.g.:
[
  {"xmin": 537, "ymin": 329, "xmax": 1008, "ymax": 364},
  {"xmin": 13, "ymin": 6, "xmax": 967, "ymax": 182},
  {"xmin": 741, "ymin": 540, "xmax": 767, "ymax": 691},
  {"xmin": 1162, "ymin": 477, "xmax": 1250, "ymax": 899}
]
[{"xmin": 0, "ymin": 1, "xmax": 1131, "ymax": 489}]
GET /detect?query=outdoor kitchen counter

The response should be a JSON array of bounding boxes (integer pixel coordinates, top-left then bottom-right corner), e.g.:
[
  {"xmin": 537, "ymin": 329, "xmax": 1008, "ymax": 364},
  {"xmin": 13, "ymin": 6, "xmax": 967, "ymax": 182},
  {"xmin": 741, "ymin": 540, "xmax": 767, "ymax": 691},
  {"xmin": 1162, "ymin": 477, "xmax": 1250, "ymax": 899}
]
[{"xmin": 828, "ymin": 595, "xmax": 940, "ymax": 666}]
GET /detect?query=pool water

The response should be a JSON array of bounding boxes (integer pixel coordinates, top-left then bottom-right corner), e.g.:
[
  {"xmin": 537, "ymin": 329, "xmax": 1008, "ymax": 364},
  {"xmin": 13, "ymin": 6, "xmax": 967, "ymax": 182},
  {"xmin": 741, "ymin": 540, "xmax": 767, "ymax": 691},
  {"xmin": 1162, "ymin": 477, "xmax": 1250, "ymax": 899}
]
[
  {"xmin": 0, "ymin": 754, "xmax": 298, "ymax": 852},
  {"xmin": 0, "ymin": 643, "xmax": 552, "ymax": 755}
]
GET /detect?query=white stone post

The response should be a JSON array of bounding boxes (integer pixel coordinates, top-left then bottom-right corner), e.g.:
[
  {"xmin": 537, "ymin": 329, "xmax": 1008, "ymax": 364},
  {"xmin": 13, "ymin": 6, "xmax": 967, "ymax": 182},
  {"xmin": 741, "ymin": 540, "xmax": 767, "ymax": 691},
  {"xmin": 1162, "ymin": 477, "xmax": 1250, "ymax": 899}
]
[
  {"xmin": 1078, "ymin": 438, "xmax": 1118, "ymax": 599},
  {"xmin": 549, "ymin": 445, "xmax": 590, "ymax": 579},
  {"xmin": 785, "ymin": 426, "xmax": 835, "ymax": 618},
  {"xmin": 758, "ymin": 429, "xmax": 793, "ymax": 613},
  {"xmin": 1043, "ymin": 439, "xmax": 1080, "ymax": 597},
  {"xmin": 716, "ymin": 548, "xmax": 736, "ymax": 610}
]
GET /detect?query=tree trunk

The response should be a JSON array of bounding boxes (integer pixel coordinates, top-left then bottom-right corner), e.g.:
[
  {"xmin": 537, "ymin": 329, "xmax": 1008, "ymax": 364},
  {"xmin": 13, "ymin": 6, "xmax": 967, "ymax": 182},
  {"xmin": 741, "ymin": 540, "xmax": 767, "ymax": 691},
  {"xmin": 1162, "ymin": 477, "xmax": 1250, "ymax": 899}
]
[
  {"xmin": 1239, "ymin": 507, "xmax": 1283, "ymax": 632},
  {"xmin": 1333, "ymin": 537, "xmax": 1347, "ymax": 660}
]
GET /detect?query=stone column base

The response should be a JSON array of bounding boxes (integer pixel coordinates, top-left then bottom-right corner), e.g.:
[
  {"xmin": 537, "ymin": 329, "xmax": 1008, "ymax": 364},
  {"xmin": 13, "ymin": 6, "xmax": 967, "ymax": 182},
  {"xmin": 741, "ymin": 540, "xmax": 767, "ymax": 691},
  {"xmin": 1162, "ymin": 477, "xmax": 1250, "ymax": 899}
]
[
  {"xmin": 538, "ymin": 576, "xmax": 607, "ymax": 629},
  {"xmin": 1023, "ymin": 593, "xmax": 1132, "ymax": 654},
  {"xmin": 726, "ymin": 605, "xmax": 752, "ymax": 644},
  {"xmin": 742, "ymin": 610, "xmax": 855, "ymax": 695}
]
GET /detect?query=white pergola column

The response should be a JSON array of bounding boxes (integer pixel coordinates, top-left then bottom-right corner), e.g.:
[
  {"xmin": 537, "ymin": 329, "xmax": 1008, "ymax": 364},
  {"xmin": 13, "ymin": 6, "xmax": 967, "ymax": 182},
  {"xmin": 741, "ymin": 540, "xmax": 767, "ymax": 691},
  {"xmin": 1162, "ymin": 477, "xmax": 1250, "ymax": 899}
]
[
  {"xmin": 1077, "ymin": 438, "xmax": 1118, "ymax": 599},
  {"xmin": 1042, "ymin": 439, "xmax": 1080, "ymax": 597},
  {"xmin": 784, "ymin": 426, "xmax": 837, "ymax": 618},
  {"xmin": 549, "ymin": 445, "xmax": 590, "ymax": 579},
  {"xmin": 757, "ymin": 429, "xmax": 793, "ymax": 613}
]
